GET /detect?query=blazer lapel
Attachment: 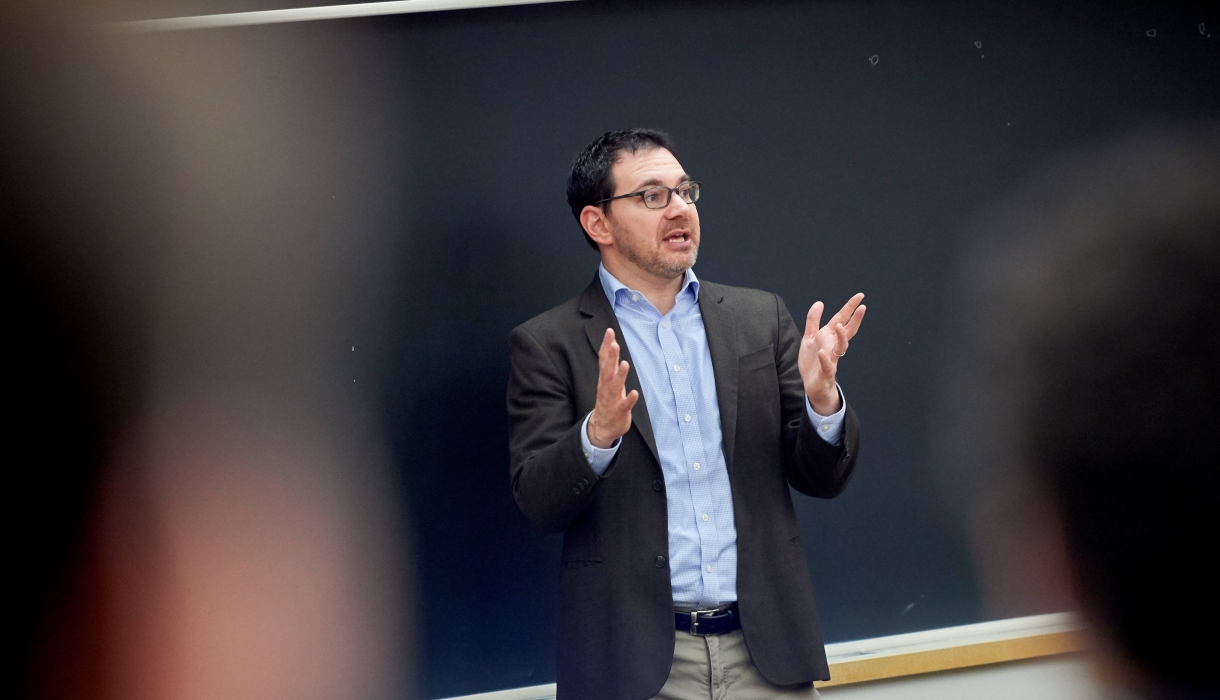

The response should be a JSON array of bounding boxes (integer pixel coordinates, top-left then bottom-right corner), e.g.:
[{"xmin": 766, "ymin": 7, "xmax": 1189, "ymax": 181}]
[
  {"xmin": 578, "ymin": 276, "xmax": 660, "ymax": 466},
  {"xmin": 698, "ymin": 281, "xmax": 740, "ymax": 472}
]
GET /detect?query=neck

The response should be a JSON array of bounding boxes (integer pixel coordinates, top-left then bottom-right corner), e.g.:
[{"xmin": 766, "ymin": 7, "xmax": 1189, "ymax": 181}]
[{"xmin": 601, "ymin": 255, "xmax": 685, "ymax": 315}]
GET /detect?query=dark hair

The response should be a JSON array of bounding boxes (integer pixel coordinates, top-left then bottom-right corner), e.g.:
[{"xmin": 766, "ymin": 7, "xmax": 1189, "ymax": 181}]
[
  {"xmin": 566, "ymin": 128, "xmax": 676, "ymax": 250},
  {"xmin": 942, "ymin": 126, "xmax": 1220, "ymax": 692}
]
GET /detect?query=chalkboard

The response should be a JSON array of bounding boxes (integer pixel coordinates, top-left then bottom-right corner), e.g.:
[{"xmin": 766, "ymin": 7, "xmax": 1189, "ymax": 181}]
[{"xmin": 184, "ymin": 2, "xmax": 1219, "ymax": 696}]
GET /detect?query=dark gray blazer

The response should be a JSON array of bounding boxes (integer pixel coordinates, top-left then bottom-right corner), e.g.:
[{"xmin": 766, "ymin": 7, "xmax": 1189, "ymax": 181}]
[{"xmin": 507, "ymin": 275, "xmax": 860, "ymax": 700}]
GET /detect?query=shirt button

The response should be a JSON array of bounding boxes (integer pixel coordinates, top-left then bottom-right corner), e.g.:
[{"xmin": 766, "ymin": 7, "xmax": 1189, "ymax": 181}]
[
  {"xmin": 693, "ymin": 462, "xmax": 701, "ymax": 471},
  {"xmin": 820, "ymin": 424, "xmax": 830, "ymax": 432},
  {"xmin": 661, "ymin": 321, "xmax": 668, "ymax": 329},
  {"xmin": 684, "ymin": 414, "xmax": 691, "ymax": 422},
  {"xmin": 655, "ymin": 556, "xmax": 667, "ymax": 568},
  {"xmin": 706, "ymin": 565, "xmax": 713, "ymax": 573},
  {"xmin": 673, "ymin": 364, "xmax": 680, "ymax": 372},
  {"xmin": 631, "ymin": 294, "xmax": 639, "ymax": 302},
  {"xmin": 702, "ymin": 513, "xmax": 709, "ymax": 522}
]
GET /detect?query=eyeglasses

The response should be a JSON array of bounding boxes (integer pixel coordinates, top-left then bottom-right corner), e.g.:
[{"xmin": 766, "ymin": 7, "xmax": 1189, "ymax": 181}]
[{"xmin": 595, "ymin": 181, "xmax": 701, "ymax": 210}]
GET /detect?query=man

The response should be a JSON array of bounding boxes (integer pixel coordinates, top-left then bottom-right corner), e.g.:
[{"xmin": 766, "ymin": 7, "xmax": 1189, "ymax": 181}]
[
  {"xmin": 507, "ymin": 128, "xmax": 866, "ymax": 700},
  {"xmin": 942, "ymin": 127, "xmax": 1220, "ymax": 699}
]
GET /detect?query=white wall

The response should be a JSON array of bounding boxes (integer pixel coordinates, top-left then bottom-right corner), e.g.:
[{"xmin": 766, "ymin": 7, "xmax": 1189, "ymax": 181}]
[{"xmin": 820, "ymin": 655, "xmax": 1100, "ymax": 700}]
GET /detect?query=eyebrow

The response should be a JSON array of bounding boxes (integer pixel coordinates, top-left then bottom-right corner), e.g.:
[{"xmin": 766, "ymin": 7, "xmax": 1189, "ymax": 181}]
[{"xmin": 630, "ymin": 174, "xmax": 692, "ymax": 191}]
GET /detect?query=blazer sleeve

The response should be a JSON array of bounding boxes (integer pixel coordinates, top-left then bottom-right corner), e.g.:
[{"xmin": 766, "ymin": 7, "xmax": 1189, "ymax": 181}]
[
  {"xmin": 775, "ymin": 294, "xmax": 860, "ymax": 498},
  {"xmin": 507, "ymin": 324, "xmax": 606, "ymax": 533}
]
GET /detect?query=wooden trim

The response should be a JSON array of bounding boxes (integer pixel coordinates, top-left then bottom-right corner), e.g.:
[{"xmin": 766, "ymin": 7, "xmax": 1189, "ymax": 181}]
[{"xmin": 815, "ymin": 629, "xmax": 1087, "ymax": 688}]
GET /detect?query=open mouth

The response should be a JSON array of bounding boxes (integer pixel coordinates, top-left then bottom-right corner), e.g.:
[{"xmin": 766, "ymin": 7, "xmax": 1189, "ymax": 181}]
[{"xmin": 663, "ymin": 231, "xmax": 691, "ymax": 244}]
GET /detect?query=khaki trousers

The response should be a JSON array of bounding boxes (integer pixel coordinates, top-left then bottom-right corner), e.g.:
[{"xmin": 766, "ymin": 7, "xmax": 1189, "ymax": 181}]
[{"xmin": 648, "ymin": 629, "xmax": 822, "ymax": 700}]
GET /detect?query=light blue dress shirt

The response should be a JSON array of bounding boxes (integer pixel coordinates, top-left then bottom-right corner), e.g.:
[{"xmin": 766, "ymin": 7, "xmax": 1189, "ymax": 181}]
[{"xmin": 580, "ymin": 264, "xmax": 846, "ymax": 608}]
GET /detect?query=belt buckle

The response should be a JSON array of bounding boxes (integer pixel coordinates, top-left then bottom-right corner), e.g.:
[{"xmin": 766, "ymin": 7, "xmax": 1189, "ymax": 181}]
[{"xmin": 689, "ymin": 608, "xmax": 719, "ymax": 636}]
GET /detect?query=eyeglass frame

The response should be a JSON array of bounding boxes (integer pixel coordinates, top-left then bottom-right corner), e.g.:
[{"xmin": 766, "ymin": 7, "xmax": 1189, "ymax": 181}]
[{"xmin": 593, "ymin": 181, "xmax": 701, "ymax": 210}]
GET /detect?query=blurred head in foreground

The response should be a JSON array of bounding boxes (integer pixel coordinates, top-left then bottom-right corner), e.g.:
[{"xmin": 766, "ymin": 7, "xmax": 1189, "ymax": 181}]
[
  {"xmin": 3, "ymin": 5, "xmax": 412, "ymax": 699},
  {"xmin": 943, "ymin": 126, "xmax": 1220, "ymax": 698}
]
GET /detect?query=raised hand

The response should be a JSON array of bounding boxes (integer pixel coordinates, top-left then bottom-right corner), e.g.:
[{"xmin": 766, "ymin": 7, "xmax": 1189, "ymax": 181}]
[
  {"xmin": 587, "ymin": 328, "xmax": 640, "ymax": 449},
  {"xmin": 798, "ymin": 293, "xmax": 866, "ymax": 415}
]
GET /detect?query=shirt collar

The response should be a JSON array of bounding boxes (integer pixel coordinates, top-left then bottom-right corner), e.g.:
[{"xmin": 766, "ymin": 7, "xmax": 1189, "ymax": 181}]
[{"xmin": 598, "ymin": 263, "xmax": 700, "ymax": 310}]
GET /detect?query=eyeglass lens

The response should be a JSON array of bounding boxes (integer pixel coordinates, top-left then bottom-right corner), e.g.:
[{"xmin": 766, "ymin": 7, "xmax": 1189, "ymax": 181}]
[{"xmin": 641, "ymin": 182, "xmax": 700, "ymax": 209}]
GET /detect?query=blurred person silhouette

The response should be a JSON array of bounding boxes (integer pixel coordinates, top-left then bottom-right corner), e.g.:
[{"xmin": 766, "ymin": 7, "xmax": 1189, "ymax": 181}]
[
  {"xmin": 942, "ymin": 126, "xmax": 1220, "ymax": 699},
  {"xmin": 2, "ymin": 4, "xmax": 411, "ymax": 700}
]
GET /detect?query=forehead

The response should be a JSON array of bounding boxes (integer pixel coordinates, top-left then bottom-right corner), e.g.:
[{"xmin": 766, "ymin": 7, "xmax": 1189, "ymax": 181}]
[{"xmin": 611, "ymin": 147, "xmax": 686, "ymax": 190}]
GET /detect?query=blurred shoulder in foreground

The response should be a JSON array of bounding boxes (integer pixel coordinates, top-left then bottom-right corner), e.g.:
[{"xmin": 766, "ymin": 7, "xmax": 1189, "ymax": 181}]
[{"xmin": 942, "ymin": 124, "xmax": 1220, "ymax": 699}]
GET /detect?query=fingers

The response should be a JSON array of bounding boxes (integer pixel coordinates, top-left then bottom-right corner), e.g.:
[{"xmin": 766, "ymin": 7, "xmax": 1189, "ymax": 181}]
[
  {"xmin": 833, "ymin": 322, "xmax": 848, "ymax": 355},
  {"xmin": 597, "ymin": 329, "xmax": 635, "ymax": 396},
  {"xmin": 598, "ymin": 328, "xmax": 620, "ymax": 378},
  {"xmin": 592, "ymin": 330, "xmax": 635, "ymax": 445},
  {"xmin": 817, "ymin": 347, "xmax": 835, "ymax": 377},
  {"xmin": 624, "ymin": 389, "xmax": 640, "ymax": 410},
  {"xmin": 614, "ymin": 360, "xmax": 631, "ymax": 394},
  {"xmin": 843, "ymin": 304, "xmax": 866, "ymax": 338},
  {"xmin": 600, "ymin": 338, "xmax": 631, "ymax": 400},
  {"xmin": 599, "ymin": 328, "xmax": 618, "ymax": 360},
  {"xmin": 805, "ymin": 301, "xmax": 824, "ymax": 342},
  {"xmin": 831, "ymin": 293, "xmax": 865, "ymax": 327}
]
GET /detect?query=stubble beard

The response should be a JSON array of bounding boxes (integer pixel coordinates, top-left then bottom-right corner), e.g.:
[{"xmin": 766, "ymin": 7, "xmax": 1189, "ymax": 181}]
[{"xmin": 615, "ymin": 227, "xmax": 699, "ymax": 280}]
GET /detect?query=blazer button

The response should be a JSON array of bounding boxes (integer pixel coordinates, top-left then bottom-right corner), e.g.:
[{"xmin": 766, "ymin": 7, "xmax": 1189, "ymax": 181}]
[
  {"xmin": 573, "ymin": 486, "xmax": 582, "ymax": 495},
  {"xmin": 652, "ymin": 479, "xmax": 663, "ymax": 492},
  {"xmin": 654, "ymin": 555, "xmax": 667, "ymax": 568}
]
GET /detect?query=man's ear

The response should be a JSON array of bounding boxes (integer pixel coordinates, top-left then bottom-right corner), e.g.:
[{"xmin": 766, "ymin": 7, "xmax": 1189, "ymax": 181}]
[{"xmin": 580, "ymin": 205, "xmax": 614, "ymax": 249}]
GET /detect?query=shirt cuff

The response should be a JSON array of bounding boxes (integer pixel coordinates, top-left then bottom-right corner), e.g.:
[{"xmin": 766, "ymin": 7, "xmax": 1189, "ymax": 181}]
[
  {"xmin": 806, "ymin": 384, "xmax": 846, "ymax": 446},
  {"xmin": 580, "ymin": 411, "xmax": 621, "ymax": 475}
]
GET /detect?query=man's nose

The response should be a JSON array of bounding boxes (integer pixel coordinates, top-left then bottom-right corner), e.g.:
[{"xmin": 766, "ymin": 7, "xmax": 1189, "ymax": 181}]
[{"xmin": 664, "ymin": 190, "xmax": 691, "ymax": 217}]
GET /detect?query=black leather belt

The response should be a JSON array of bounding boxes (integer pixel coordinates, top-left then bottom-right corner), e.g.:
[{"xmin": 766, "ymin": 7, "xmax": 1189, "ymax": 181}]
[{"xmin": 674, "ymin": 603, "xmax": 740, "ymax": 635}]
